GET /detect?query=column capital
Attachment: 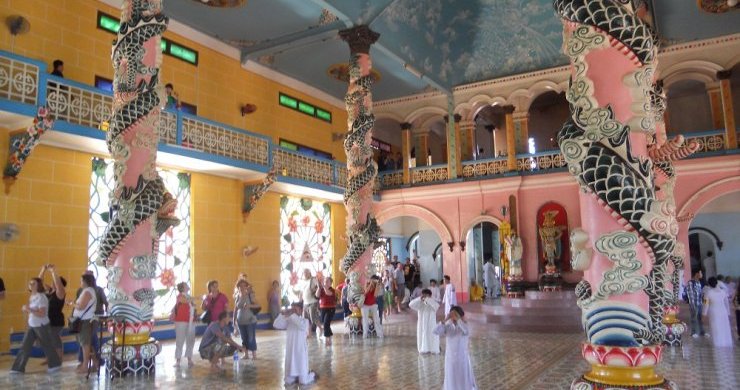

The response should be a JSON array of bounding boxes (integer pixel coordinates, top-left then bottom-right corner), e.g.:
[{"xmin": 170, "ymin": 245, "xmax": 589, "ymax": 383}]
[
  {"xmin": 339, "ymin": 25, "xmax": 380, "ymax": 54},
  {"xmin": 444, "ymin": 114, "xmax": 462, "ymax": 123},
  {"xmin": 412, "ymin": 128, "xmax": 430, "ymax": 136},
  {"xmin": 459, "ymin": 119, "xmax": 475, "ymax": 130},
  {"xmin": 484, "ymin": 124, "xmax": 495, "ymax": 133},
  {"xmin": 502, "ymin": 105, "xmax": 516, "ymax": 114},
  {"xmin": 717, "ymin": 70, "xmax": 732, "ymax": 80},
  {"xmin": 400, "ymin": 122, "xmax": 413, "ymax": 131},
  {"xmin": 513, "ymin": 111, "xmax": 529, "ymax": 120}
]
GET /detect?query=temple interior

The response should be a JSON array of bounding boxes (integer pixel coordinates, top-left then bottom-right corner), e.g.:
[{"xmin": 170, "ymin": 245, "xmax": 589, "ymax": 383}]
[{"xmin": 0, "ymin": 0, "xmax": 738, "ymax": 389}]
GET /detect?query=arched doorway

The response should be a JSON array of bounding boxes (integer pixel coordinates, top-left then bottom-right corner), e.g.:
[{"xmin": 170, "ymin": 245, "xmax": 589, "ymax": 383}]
[
  {"xmin": 666, "ymin": 79, "xmax": 714, "ymax": 135},
  {"xmin": 464, "ymin": 221, "xmax": 500, "ymax": 295},
  {"xmin": 528, "ymin": 91, "xmax": 569, "ymax": 152},
  {"xmin": 379, "ymin": 216, "xmax": 443, "ymax": 288},
  {"xmin": 688, "ymin": 191, "xmax": 740, "ymax": 278}
]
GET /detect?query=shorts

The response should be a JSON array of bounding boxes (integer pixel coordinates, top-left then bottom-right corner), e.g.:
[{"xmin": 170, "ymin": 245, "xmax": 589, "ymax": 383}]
[
  {"xmin": 77, "ymin": 320, "xmax": 94, "ymax": 346},
  {"xmin": 394, "ymin": 286, "xmax": 405, "ymax": 299},
  {"xmin": 199, "ymin": 341, "xmax": 236, "ymax": 360}
]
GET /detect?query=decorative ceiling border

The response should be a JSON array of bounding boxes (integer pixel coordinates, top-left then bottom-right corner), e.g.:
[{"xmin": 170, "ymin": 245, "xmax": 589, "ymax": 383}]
[{"xmin": 375, "ymin": 33, "xmax": 740, "ymax": 108}]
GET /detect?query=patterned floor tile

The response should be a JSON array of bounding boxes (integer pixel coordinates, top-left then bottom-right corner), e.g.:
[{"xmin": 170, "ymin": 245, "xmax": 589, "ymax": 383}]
[{"xmin": 0, "ymin": 313, "xmax": 738, "ymax": 389}]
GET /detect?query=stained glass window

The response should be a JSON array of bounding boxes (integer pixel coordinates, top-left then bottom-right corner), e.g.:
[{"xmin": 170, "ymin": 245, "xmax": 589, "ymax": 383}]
[
  {"xmin": 87, "ymin": 157, "xmax": 192, "ymax": 318},
  {"xmin": 371, "ymin": 237, "xmax": 390, "ymax": 276},
  {"xmin": 280, "ymin": 196, "xmax": 332, "ymax": 304}
]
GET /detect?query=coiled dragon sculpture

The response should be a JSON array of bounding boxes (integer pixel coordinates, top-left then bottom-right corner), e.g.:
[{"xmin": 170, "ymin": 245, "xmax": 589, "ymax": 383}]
[
  {"xmin": 554, "ymin": 0, "xmax": 697, "ymax": 348},
  {"xmin": 338, "ymin": 26, "xmax": 381, "ymax": 274},
  {"xmin": 98, "ymin": 0, "xmax": 179, "ymax": 341}
]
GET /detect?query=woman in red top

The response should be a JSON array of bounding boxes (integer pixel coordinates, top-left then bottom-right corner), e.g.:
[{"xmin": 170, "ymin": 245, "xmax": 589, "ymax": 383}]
[
  {"xmin": 316, "ymin": 276, "xmax": 336, "ymax": 345},
  {"xmin": 361, "ymin": 276, "xmax": 383, "ymax": 339},
  {"xmin": 173, "ymin": 282, "xmax": 196, "ymax": 367},
  {"xmin": 202, "ymin": 280, "xmax": 229, "ymax": 325}
]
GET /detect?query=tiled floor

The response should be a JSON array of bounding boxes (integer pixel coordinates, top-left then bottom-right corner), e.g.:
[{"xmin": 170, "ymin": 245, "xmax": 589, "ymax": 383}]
[{"xmin": 1, "ymin": 312, "xmax": 738, "ymax": 389}]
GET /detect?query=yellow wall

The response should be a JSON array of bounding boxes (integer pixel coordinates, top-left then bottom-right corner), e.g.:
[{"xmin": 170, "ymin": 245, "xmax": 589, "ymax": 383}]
[
  {"xmin": 0, "ymin": 136, "xmax": 347, "ymax": 352},
  {"xmin": 0, "ymin": 0, "xmax": 348, "ymax": 161},
  {"xmin": 0, "ymin": 0, "xmax": 355, "ymax": 352}
]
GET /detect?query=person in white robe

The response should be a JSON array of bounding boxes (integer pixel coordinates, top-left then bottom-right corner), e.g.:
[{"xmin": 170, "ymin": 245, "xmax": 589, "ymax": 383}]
[
  {"xmin": 442, "ymin": 275, "xmax": 457, "ymax": 316},
  {"xmin": 703, "ymin": 277, "xmax": 734, "ymax": 348},
  {"xmin": 482, "ymin": 260, "xmax": 497, "ymax": 299},
  {"xmin": 433, "ymin": 305, "xmax": 477, "ymax": 390},
  {"xmin": 409, "ymin": 289, "xmax": 440, "ymax": 354},
  {"xmin": 273, "ymin": 302, "xmax": 316, "ymax": 385},
  {"xmin": 429, "ymin": 279, "xmax": 441, "ymax": 304}
]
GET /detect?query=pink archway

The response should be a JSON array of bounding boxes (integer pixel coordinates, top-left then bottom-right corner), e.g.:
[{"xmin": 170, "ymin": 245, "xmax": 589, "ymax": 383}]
[
  {"xmin": 375, "ymin": 204, "xmax": 453, "ymax": 244},
  {"xmin": 676, "ymin": 176, "xmax": 740, "ymax": 278}
]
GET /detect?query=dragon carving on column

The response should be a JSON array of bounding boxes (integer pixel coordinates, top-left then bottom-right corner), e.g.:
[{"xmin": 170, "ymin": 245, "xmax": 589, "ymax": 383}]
[
  {"xmin": 554, "ymin": 0, "xmax": 696, "ymax": 388},
  {"xmin": 338, "ymin": 26, "xmax": 381, "ymax": 275},
  {"xmin": 98, "ymin": 0, "xmax": 177, "ymax": 375}
]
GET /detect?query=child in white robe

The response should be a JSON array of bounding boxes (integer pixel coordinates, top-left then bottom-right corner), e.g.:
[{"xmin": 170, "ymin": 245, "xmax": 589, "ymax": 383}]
[
  {"xmin": 273, "ymin": 302, "xmax": 316, "ymax": 385},
  {"xmin": 409, "ymin": 289, "xmax": 440, "ymax": 354},
  {"xmin": 429, "ymin": 279, "xmax": 441, "ymax": 305},
  {"xmin": 442, "ymin": 275, "xmax": 457, "ymax": 316},
  {"xmin": 434, "ymin": 305, "xmax": 477, "ymax": 390}
]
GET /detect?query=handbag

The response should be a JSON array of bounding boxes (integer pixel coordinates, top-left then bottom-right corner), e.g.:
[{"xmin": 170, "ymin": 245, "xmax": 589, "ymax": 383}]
[
  {"xmin": 68, "ymin": 301, "xmax": 93, "ymax": 334},
  {"xmin": 200, "ymin": 297, "xmax": 214, "ymax": 323}
]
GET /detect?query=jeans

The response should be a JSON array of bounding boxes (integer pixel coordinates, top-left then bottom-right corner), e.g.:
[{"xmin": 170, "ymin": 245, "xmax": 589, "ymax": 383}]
[
  {"xmin": 690, "ymin": 305, "xmax": 705, "ymax": 335},
  {"xmin": 320, "ymin": 308, "xmax": 335, "ymax": 338},
  {"xmin": 174, "ymin": 322, "xmax": 195, "ymax": 359},
  {"xmin": 376, "ymin": 298, "xmax": 384, "ymax": 325},
  {"xmin": 361, "ymin": 304, "xmax": 383, "ymax": 338},
  {"xmin": 237, "ymin": 323, "xmax": 257, "ymax": 351},
  {"xmin": 12, "ymin": 325, "xmax": 61, "ymax": 372},
  {"xmin": 341, "ymin": 299, "xmax": 351, "ymax": 318}
]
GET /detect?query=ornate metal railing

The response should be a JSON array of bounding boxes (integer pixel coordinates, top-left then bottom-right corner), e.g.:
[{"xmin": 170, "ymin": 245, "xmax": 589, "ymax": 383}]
[
  {"xmin": 411, "ymin": 164, "xmax": 448, "ymax": 184},
  {"xmin": 516, "ymin": 149, "xmax": 567, "ymax": 173},
  {"xmin": 181, "ymin": 115, "xmax": 269, "ymax": 165},
  {"xmin": 461, "ymin": 157, "xmax": 508, "ymax": 178},
  {"xmin": 335, "ymin": 163, "xmax": 348, "ymax": 189},
  {"xmin": 683, "ymin": 129, "xmax": 725, "ymax": 154},
  {"xmin": 0, "ymin": 52, "xmax": 40, "ymax": 106},
  {"xmin": 159, "ymin": 109, "xmax": 178, "ymax": 144},
  {"xmin": 378, "ymin": 169, "xmax": 404, "ymax": 187},
  {"xmin": 273, "ymin": 148, "xmax": 334, "ymax": 185},
  {"xmin": 1, "ymin": 51, "xmax": 735, "ymax": 196},
  {"xmin": 46, "ymin": 76, "xmax": 113, "ymax": 129}
]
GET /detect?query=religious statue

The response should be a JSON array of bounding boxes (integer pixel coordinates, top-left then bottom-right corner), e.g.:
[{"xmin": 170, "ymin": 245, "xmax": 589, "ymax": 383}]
[
  {"xmin": 498, "ymin": 220, "xmax": 512, "ymax": 277},
  {"xmin": 505, "ymin": 234, "xmax": 523, "ymax": 278},
  {"xmin": 539, "ymin": 210, "xmax": 565, "ymax": 272}
]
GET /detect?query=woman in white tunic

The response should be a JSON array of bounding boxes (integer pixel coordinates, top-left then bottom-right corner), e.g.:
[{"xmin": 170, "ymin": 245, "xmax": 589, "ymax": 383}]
[
  {"xmin": 434, "ymin": 305, "xmax": 477, "ymax": 390},
  {"xmin": 703, "ymin": 277, "xmax": 734, "ymax": 347},
  {"xmin": 409, "ymin": 289, "xmax": 440, "ymax": 354},
  {"xmin": 273, "ymin": 302, "xmax": 316, "ymax": 385}
]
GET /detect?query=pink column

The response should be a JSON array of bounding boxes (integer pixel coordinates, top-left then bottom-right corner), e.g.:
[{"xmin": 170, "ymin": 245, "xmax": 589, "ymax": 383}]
[
  {"xmin": 555, "ymin": 1, "xmax": 686, "ymax": 388},
  {"xmin": 98, "ymin": 0, "xmax": 177, "ymax": 374},
  {"xmin": 338, "ymin": 26, "xmax": 381, "ymax": 278}
]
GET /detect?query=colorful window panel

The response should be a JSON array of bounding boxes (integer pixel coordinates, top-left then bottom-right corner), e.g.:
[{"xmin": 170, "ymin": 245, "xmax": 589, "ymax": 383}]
[
  {"xmin": 371, "ymin": 237, "xmax": 391, "ymax": 276},
  {"xmin": 87, "ymin": 157, "xmax": 192, "ymax": 318},
  {"xmin": 280, "ymin": 196, "xmax": 332, "ymax": 304}
]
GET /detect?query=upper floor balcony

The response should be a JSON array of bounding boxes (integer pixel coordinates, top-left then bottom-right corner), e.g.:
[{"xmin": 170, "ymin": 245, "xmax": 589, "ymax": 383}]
[{"xmin": 0, "ymin": 50, "xmax": 735, "ymax": 200}]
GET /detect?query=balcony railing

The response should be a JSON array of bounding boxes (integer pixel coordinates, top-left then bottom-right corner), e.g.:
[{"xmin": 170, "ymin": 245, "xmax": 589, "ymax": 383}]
[
  {"xmin": 411, "ymin": 164, "xmax": 449, "ymax": 184},
  {"xmin": 273, "ymin": 147, "xmax": 334, "ymax": 186},
  {"xmin": 683, "ymin": 129, "xmax": 725, "ymax": 154},
  {"xmin": 462, "ymin": 157, "xmax": 508, "ymax": 178},
  {"xmin": 0, "ymin": 50, "xmax": 735, "ymax": 196},
  {"xmin": 0, "ymin": 53, "xmax": 40, "ymax": 106}
]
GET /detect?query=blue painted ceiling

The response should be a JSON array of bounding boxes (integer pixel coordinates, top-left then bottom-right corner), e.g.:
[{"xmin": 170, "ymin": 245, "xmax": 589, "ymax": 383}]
[{"xmin": 165, "ymin": 0, "xmax": 740, "ymax": 101}]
